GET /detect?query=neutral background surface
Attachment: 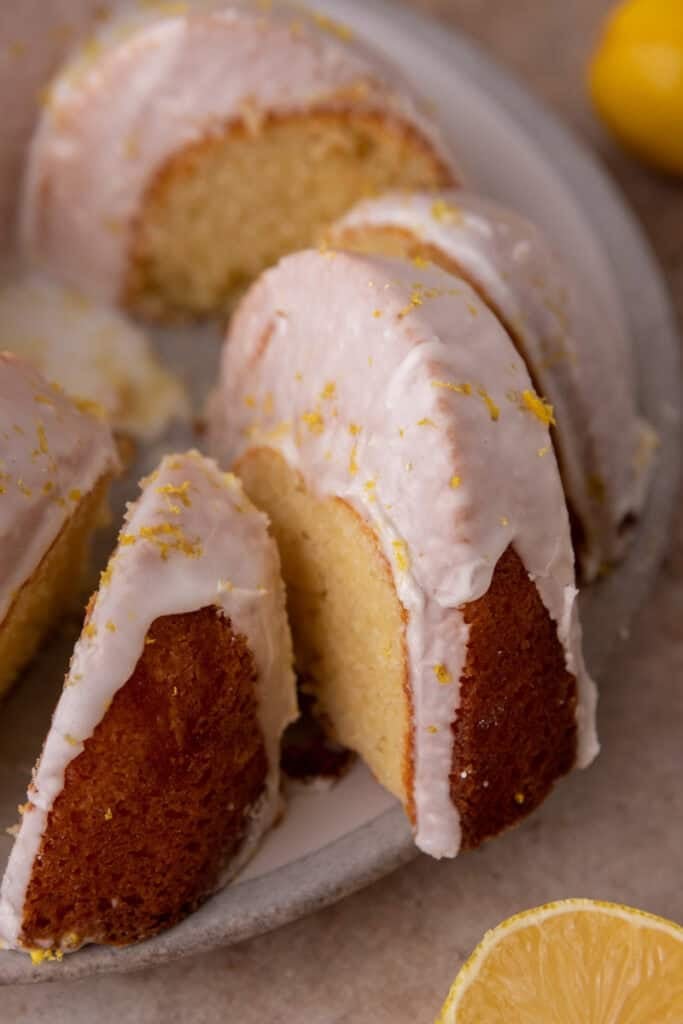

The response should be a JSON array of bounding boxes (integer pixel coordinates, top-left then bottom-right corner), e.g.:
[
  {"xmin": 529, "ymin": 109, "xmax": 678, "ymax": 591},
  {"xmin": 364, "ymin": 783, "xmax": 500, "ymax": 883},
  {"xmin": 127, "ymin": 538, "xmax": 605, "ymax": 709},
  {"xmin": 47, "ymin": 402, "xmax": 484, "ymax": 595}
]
[{"xmin": 3, "ymin": 1, "xmax": 682, "ymax": 1020}]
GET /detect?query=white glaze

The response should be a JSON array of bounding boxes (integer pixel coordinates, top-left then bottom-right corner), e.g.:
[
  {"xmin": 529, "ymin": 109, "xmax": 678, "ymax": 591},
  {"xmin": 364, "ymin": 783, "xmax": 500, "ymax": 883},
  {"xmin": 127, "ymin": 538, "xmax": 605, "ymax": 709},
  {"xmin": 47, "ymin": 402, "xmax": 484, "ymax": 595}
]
[
  {"xmin": 0, "ymin": 274, "xmax": 188, "ymax": 440},
  {"xmin": 0, "ymin": 351, "xmax": 119, "ymax": 628},
  {"xmin": 331, "ymin": 191, "xmax": 657, "ymax": 579},
  {"xmin": 208, "ymin": 250, "xmax": 599, "ymax": 858},
  {"xmin": 0, "ymin": 450, "xmax": 297, "ymax": 951},
  {"xmin": 21, "ymin": 2, "xmax": 459, "ymax": 305}
]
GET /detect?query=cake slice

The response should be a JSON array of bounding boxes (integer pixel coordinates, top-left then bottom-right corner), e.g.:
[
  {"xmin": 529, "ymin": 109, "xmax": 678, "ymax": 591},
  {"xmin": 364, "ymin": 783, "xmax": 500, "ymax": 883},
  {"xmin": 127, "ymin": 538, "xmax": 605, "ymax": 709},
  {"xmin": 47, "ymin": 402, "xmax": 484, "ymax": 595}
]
[
  {"xmin": 21, "ymin": 4, "xmax": 458, "ymax": 320},
  {"xmin": 329, "ymin": 190, "xmax": 657, "ymax": 579},
  {"xmin": 208, "ymin": 249, "xmax": 599, "ymax": 859},
  {"xmin": 0, "ymin": 451, "xmax": 297, "ymax": 955},
  {"xmin": 0, "ymin": 352, "xmax": 119, "ymax": 701}
]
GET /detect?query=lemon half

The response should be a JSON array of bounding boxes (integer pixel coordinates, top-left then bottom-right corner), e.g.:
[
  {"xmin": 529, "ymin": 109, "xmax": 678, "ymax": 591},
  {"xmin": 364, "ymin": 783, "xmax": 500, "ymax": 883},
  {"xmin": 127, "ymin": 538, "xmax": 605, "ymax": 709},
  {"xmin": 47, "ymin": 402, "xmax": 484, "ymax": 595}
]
[{"xmin": 437, "ymin": 898, "xmax": 683, "ymax": 1023}]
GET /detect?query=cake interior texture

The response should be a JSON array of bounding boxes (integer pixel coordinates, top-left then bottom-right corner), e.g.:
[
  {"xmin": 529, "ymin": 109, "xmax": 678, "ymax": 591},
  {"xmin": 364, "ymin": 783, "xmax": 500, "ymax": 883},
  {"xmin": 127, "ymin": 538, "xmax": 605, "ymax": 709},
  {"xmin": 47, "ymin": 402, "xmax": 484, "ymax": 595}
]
[
  {"xmin": 236, "ymin": 447, "xmax": 413, "ymax": 816},
  {"xmin": 0, "ymin": 478, "xmax": 110, "ymax": 702},
  {"xmin": 237, "ymin": 447, "xmax": 578, "ymax": 849},
  {"xmin": 125, "ymin": 113, "xmax": 452, "ymax": 319},
  {"xmin": 20, "ymin": 606, "xmax": 267, "ymax": 950}
]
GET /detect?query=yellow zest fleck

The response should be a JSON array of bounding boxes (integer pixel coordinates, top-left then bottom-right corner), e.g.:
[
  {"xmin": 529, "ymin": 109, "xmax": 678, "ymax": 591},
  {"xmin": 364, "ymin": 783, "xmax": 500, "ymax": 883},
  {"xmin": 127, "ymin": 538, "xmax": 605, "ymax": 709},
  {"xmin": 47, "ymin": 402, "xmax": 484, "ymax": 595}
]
[
  {"xmin": 514, "ymin": 791, "xmax": 526, "ymax": 805},
  {"xmin": 467, "ymin": 302, "xmax": 479, "ymax": 316},
  {"xmin": 521, "ymin": 389, "xmax": 556, "ymax": 426},
  {"xmin": 349, "ymin": 423, "xmax": 362, "ymax": 436},
  {"xmin": 500, "ymin": 516, "xmax": 510, "ymax": 526},
  {"xmin": 36, "ymin": 424, "xmax": 49, "ymax": 455},
  {"xmin": 372, "ymin": 309, "xmax": 383, "ymax": 318},
  {"xmin": 64, "ymin": 734, "xmax": 80, "ymax": 747},
  {"xmin": 398, "ymin": 284, "xmax": 425, "ymax": 319},
  {"xmin": 417, "ymin": 417, "xmax": 436, "ymax": 428},
  {"xmin": 42, "ymin": 481, "xmax": 54, "ymax": 495},
  {"xmin": 18, "ymin": 479, "xmax": 32, "ymax": 497},
  {"xmin": 157, "ymin": 480, "xmax": 191, "ymax": 507},
  {"xmin": 69, "ymin": 489, "xmax": 82, "ymax": 503},
  {"xmin": 478, "ymin": 388, "xmax": 500, "ymax": 422},
  {"xmin": 137, "ymin": 523, "xmax": 202, "ymax": 560},
  {"xmin": 348, "ymin": 444, "xmax": 359, "ymax": 476},
  {"xmin": 244, "ymin": 394, "xmax": 256, "ymax": 408},
  {"xmin": 364, "ymin": 479, "xmax": 376, "ymax": 502},
  {"xmin": 450, "ymin": 475, "xmax": 462, "ymax": 489},
  {"xmin": 320, "ymin": 381, "xmax": 336, "ymax": 401},
  {"xmin": 431, "ymin": 199, "xmax": 463, "ymax": 225},
  {"xmin": 302, "ymin": 410, "xmax": 324, "ymax": 434},
  {"xmin": 392, "ymin": 539, "xmax": 410, "ymax": 572},
  {"xmin": 100, "ymin": 564, "xmax": 113, "ymax": 587},
  {"xmin": 74, "ymin": 396, "xmax": 106, "ymax": 420},
  {"xmin": 104, "ymin": 808, "xmax": 113, "ymax": 821},
  {"xmin": 145, "ymin": 636, "xmax": 156, "ymax": 646},
  {"xmin": 427, "ymin": 725, "xmax": 439, "ymax": 734},
  {"xmin": 368, "ymin": 356, "xmax": 373, "ymax": 367},
  {"xmin": 312, "ymin": 11, "xmax": 354, "ymax": 40},
  {"xmin": 432, "ymin": 379, "xmax": 472, "ymax": 395},
  {"xmin": 537, "ymin": 446, "xmax": 550, "ymax": 458},
  {"xmin": 105, "ymin": 620, "xmax": 116, "ymax": 633},
  {"xmin": 83, "ymin": 623, "xmax": 97, "ymax": 639},
  {"xmin": 412, "ymin": 254, "xmax": 430, "ymax": 268},
  {"xmin": 29, "ymin": 948, "xmax": 63, "ymax": 965},
  {"xmin": 434, "ymin": 663, "xmax": 452, "ymax": 685},
  {"xmin": 294, "ymin": 372, "xmax": 303, "ymax": 382},
  {"xmin": 18, "ymin": 803, "xmax": 30, "ymax": 815}
]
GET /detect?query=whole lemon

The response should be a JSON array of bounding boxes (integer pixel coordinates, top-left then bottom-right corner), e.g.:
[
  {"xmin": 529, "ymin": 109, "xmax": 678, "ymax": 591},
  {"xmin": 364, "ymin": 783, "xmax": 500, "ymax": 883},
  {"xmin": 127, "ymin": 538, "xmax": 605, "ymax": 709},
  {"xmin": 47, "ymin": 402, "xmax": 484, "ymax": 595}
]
[{"xmin": 589, "ymin": 0, "xmax": 683, "ymax": 174}]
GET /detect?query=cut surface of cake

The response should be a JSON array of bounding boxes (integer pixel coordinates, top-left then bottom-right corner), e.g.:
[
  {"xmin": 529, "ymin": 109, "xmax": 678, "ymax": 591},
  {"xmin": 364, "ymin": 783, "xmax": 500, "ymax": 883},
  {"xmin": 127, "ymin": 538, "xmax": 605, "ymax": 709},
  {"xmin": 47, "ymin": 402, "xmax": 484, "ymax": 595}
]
[
  {"xmin": 0, "ymin": 275, "xmax": 188, "ymax": 441},
  {"xmin": 0, "ymin": 451, "xmax": 297, "ymax": 954},
  {"xmin": 208, "ymin": 250, "xmax": 599, "ymax": 859},
  {"xmin": 21, "ymin": 3, "xmax": 459, "ymax": 320},
  {"xmin": 329, "ymin": 190, "xmax": 657, "ymax": 580},
  {"xmin": 0, "ymin": 352, "xmax": 119, "ymax": 702}
]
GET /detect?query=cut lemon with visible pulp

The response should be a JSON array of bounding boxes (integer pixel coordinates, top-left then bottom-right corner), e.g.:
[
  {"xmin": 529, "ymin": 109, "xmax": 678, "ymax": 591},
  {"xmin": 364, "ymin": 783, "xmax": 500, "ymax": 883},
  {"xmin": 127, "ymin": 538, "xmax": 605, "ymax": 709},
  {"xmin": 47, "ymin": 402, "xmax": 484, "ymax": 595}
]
[{"xmin": 437, "ymin": 898, "xmax": 683, "ymax": 1023}]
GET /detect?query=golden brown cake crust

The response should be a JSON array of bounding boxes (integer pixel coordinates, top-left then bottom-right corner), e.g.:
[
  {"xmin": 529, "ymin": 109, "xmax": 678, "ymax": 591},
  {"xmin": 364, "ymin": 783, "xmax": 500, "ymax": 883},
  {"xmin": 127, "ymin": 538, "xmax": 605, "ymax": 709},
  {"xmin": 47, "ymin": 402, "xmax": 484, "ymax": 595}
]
[
  {"xmin": 450, "ymin": 546, "xmax": 578, "ymax": 850},
  {"xmin": 20, "ymin": 607, "xmax": 267, "ymax": 949}
]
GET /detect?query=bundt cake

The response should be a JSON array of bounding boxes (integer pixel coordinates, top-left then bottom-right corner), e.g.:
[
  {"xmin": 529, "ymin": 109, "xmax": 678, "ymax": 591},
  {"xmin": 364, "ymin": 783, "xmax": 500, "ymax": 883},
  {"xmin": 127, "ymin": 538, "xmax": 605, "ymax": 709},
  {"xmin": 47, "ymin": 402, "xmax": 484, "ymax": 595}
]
[
  {"xmin": 207, "ymin": 249, "xmax": 599, "ymax": 858},
  {"xmin": 0, "ymin": 450, "xmax": 297, "ymax": 955},
  {"xmin": 21, "ymin": 3, "xmax": 459, "ymax": 321},
  {"xmin": 328, "ymin": 190, "xmax": 657, "ymax": 580},
  {"xmin": 0, "ymin": 352, "xmax": 119, "ymax": 702},
  {"xmin": 0, "ymin": 275, "xmax": 188, "ymax": 442}
]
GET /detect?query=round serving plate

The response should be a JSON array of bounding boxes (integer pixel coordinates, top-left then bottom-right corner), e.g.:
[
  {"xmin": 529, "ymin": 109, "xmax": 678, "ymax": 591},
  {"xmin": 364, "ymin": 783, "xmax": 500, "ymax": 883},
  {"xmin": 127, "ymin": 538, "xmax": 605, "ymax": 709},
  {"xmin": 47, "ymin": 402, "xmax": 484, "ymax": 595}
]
[{"xmin": 0, "ymin": 0, "xmax": 679, "ymax": 985}]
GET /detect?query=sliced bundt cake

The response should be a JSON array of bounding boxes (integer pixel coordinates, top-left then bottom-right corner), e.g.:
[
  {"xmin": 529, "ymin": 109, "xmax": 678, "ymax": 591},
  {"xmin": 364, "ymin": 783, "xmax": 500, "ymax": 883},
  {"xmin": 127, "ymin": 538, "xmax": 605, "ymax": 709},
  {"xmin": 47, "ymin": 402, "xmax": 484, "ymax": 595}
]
[
  {"xmin": 328, "ymin": 190, "xmax": 657, "ymax": 579},
  {"xmin": 0, "ymin": 352, "xmax": 119, "ymax": 701},
  {"xmin": 22, "ymin": 3, "xmax": 459, "ymax": 320},
  {"xmin": 0, "ymin": 451, "xmax": 297, "ymax": 954},
  {"xmin": 208, "ymin": 249, "xmax": 599, "ymax": 859}
]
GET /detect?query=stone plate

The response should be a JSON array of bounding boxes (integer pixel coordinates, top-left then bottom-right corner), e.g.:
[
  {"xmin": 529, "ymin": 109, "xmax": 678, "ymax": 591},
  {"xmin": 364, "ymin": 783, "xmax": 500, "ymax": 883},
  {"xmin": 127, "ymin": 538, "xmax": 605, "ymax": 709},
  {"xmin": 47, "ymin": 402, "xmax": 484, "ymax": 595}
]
[{"xmin": 0, "ymin": 0, "xmax": 679, "ymax": 985}]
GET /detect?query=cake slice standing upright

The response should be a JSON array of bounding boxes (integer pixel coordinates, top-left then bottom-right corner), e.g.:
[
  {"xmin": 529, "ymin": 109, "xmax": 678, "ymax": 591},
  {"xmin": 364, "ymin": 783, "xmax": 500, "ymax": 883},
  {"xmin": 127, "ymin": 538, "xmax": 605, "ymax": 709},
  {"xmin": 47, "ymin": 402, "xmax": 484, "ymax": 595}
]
[
  {"xmin": 208, "ymin": 249, "xmax": 599, "ymax": 859},
  {"xmin": 0, "ymin": 451, "xmax": 297, "ymax": 955}
]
